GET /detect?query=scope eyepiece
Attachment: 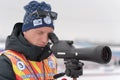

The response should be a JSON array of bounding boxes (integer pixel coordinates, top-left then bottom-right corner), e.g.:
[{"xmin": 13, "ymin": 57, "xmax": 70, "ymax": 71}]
[{"xmin": 102, "ymin": 46, "xmax": 112, "ymax": 63}]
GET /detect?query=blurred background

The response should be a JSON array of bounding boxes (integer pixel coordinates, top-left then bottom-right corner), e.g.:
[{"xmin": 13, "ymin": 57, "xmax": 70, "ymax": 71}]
[{"xmin": 0, "ymin": 0, "xmax": 120, "ymax": 80}]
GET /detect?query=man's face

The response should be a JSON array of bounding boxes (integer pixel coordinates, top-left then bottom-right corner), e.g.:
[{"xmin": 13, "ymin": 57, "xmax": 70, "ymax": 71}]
[{"xmin": 23, "ymin": 27, "xmax": 54, "ymax": 47}]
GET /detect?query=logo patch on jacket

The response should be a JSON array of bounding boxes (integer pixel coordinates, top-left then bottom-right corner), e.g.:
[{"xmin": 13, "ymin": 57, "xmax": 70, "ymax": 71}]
[
  {"xmin": 48, "ymin": 60, "xmax": 55, "ymax": 68},
  {"xmin": 17, "ymin": 61, "xmax": 26, "ymax": 70}
]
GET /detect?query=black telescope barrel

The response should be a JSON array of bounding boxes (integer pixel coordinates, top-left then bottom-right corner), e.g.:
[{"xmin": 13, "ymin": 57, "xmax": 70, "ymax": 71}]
[{"xmin": 75, "ymin": 46, "xmax": 112, "ymax": 64}]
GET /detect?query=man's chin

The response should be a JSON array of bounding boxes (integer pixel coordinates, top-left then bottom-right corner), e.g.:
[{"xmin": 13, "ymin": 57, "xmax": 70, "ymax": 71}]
[{"xmin": 37, "ymin": 44, "xmax": 46, "ymax": 47}]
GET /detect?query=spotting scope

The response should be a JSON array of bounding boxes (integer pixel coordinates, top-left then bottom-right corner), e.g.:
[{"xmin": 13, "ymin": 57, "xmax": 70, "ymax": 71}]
[{"xmin": 49, "ymin": 33, "xmax": 112, "ymax": 64}]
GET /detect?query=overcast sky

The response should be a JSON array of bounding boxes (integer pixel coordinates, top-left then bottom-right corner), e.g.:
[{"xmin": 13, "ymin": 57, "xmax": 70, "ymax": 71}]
[{"xmin": 0, "ymin": 0, "xmax": 120, "ymax": 43}]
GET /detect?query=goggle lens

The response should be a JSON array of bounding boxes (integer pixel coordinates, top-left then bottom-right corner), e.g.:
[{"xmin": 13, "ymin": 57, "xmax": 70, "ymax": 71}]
[{"xmin": 31, "ymin": 10, "xmax": 58, "ymax": 20}]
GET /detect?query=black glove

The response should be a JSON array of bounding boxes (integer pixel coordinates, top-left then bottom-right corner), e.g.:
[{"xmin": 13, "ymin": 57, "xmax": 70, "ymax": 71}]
[{"xmin": 65, "ymin": 59, "xmax": 84, "ymax": 78}]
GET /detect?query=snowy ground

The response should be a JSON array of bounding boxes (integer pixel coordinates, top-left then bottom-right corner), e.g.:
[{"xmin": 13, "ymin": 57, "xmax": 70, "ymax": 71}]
[
  {"xmin": 58, "ymin": 75, "xmax": 120, "ymax": 80},
  {"xmin": 57, "ymin": 59, "xmax": 120, "ymax": 80},
  {"xmin": 57, "ymin": 67, "xmax": 120, "ymax": 80}
]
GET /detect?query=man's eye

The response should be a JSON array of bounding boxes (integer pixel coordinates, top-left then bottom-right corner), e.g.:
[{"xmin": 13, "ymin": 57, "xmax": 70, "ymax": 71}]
[{"xmin": 38, "ymin": 32, "xmax": 44, "ymax": 35}]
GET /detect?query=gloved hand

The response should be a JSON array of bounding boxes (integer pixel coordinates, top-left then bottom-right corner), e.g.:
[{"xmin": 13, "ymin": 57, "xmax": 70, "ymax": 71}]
[{"xmin": 64, "ymin": 59, "xmax": 84, "ymax": 78}]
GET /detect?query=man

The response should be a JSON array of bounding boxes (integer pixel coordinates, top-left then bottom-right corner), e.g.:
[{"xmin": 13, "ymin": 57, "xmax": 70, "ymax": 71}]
[{"xmin": 0, "ymin": 1, "xmax": 57, "ymax": 80}]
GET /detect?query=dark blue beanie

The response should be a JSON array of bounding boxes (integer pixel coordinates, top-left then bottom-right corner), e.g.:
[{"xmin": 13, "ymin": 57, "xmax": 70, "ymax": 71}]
[{"xmin": 22, "ymin": 1, "xmax": 54, "ymax": 32}]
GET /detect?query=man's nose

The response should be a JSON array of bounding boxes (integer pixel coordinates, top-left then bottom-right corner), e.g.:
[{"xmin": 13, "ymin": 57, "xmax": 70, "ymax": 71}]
[{"xmin": 42, "ymin": 35, "xmax": 48, "ymax": 44}]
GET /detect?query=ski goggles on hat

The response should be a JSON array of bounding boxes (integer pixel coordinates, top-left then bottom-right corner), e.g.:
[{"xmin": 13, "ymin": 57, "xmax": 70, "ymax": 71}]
[{"xmin": 31, "ymin": 9, "xmax": 58, "ymax": 20}]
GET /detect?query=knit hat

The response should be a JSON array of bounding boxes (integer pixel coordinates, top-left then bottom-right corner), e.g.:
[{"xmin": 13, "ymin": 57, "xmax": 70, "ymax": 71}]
[{"xmin": 22, "ymin": 1, "xmax": 57, "ymax": 32}]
